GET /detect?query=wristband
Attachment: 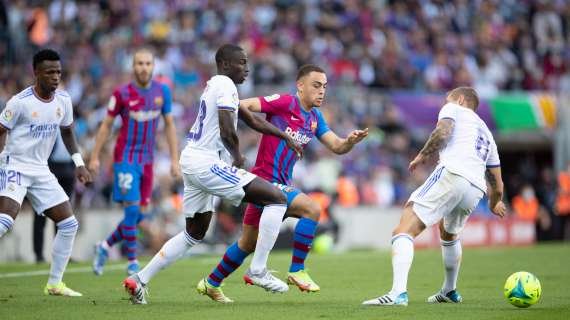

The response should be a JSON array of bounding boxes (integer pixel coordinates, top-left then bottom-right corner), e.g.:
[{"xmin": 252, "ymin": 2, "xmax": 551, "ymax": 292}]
[{"xmin": 71, "ymin": 153, "xmax": 85, "ymax": 167}]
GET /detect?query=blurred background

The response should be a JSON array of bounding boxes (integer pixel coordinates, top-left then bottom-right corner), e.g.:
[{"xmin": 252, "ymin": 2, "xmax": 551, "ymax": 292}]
[{"xmin": 1, "ymin": 0, "xmax": 570, "ymax": 262}]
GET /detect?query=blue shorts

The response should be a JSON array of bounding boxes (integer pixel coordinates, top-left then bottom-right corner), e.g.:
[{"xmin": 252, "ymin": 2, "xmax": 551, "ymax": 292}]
[
  {"xmin": 243, "ymin": 183, "xmax": 302, "ymax": 227},
  {"xmin": 112, "ymin": 162, "xmax": 153, "ymax": 205},
  {"xmin": 272, "ymin": 183, "xmax": 302, "ymax": 206}
]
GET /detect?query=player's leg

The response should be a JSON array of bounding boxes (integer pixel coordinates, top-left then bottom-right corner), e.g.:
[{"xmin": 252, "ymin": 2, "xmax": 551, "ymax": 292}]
[
  {"xmin": 199, "ymin": 220, "xmax": 258, "ymax": 303},
  {"xmin": 362, "ymin": 204, "xmax": 425, "ymax": 306},
  {"xmin": 240, "ymin": 177, "xmax": 288, "ymax": 292},
  {"xmin": 42, "ymin": 201, "xmax": 81, "ymax": 297},
  {"xmin": 123, "ymin": 163, "xmax": 152, "ymax": 274},
  {"xmin": 94, "ymin": 162, "xmax": 143, "ymax": 275},
  {"xmin": 428, "ymin": 178, "xmax": 483, "ymax": 304},
  {"xmin": 23, "ymin": 166, "xmax": 81, "ymax": 297},
  {"xmin": 241, "ymin": 178, "xmax": 288, "ymax": 270},
  {"xmin": 125, "ymin": 175, "xmax": 212, "ymax": 304},
  {"xmin": 32, "ymin": 213, "xmax": 47, "ymax": 262},
  {"xmin": 426, "ymin": 221, "xmax": 463, "ymax": 303},
  {"xmin": 284, "ymin": 192, "xmax": 321, "ymax": 292},
  {"xmin": 126, "ymin": 212, "xmax": 212, "ymax": 305},
  {"xmin": 363, "ymin": 167, "xmax": 455, "ymax": 306},
  {"xmin": 0, "ymin": 197, "xmax": 20, "ymax": 238},
  {"xmin": 0, "ymin": 168, "xmax": 29, "ymax": 237},
  {"xmin": 204, "ymin": 206, "xmax": 258, "ymax": 291},
  {"xmin": 193, "ymin": 162, "xmax": 288, "ymax": 293},
  {"xmin": 30, "ymin": 169, "xmax": 80, "ymax": 296}
]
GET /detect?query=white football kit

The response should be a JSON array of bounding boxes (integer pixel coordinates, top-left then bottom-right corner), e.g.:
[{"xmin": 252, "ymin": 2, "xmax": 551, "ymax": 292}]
[
  {"xmin": 409, "ymin": 102, "xmax": 500, "ymax": 234},
  {"xmin": 0, "ymin": 87, "xmax": 73, "ymax": 214},
  {"xmin": 179, "ymin": 75, "xmax": 256, "ymax": 217}
]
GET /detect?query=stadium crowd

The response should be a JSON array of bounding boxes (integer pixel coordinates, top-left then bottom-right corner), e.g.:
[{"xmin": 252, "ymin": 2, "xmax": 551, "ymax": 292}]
[{"xmin": 1, "ymin": 0, "xmax": 569, "ymax": 244}]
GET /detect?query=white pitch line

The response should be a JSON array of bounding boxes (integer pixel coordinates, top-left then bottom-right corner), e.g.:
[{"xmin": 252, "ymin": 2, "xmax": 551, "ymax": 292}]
[
  {"xmin": 0, "ymin": 256, "xmax": 222, "ymax": 279},
  {"xmin": 0, "ymin": 264, "xmax": 125, "ymax": 278}
]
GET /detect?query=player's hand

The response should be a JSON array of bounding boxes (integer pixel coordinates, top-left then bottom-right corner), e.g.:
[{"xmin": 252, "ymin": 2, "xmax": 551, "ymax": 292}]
[
  {"xmin": 491, "ymin": 200, "xmax": 507, "ymax": 218},
  {"xmin": 346, "ymin": 128, "xmax": 369, "ymax": 145},
  {"xmin": 88, "ymin": 158, "xmax": 100, "ymax": 176},
  {"xmin": 285, "ymin": 136, "xmax": 303, "ymax": 159},
  {"xmin": 409, "ymin": 153, "xmax": 426, "ymax": 172},
  {"xmin": 233, "ymin": 155, "xmax": 246, "ymax": 169},
  {"xmin": 76, "ymin": 166, "xmax": 93, "ymax": 185},
  {"xmin": 170, "ymin": 161, "xmax": 181, "ymax": 180}
]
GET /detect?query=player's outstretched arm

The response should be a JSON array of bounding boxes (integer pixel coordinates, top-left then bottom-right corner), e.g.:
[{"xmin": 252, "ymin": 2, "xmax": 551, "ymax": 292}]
[
  {"xmin": 238, "ymin": 105, "xmax": 303, "ymax": 158},
  {"xmin": 219, "ymin": 109, "xmax": 245, "ymax": 168},
  {"xmin": 163, "ymin": 114, "xmax": 180, "ymax": 178},
  {"xmin": 485, "ymin": 166, "xmax": 506, "ymax": 217},
  {"xmin": 239, "ymin": 98, "xmax": 262, "ymax": 113},
  {"xmin": 88, "ymin": 115, "xmax": 114, "ymax": 175},
  {"xmin": 60, "ymin": 125, "xmax": 92, "ymax": 185},
  {"xmin": 318, "ymin": 128, "xmax": 369, "ymax": 154},
  {"xmin": 409, "ymin": 118, "xmax": 454, "ymax": 172}
]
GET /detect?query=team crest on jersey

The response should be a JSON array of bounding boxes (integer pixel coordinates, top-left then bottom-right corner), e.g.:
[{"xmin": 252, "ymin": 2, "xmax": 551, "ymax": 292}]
[
  {"xmin": 154, "ymin": 96, "xmax": 163, "ymax": 107},
  {"xmin": 310, "ymin": 121, "xmax": 317, "ymax": 132},
  {"xmin": 2, "ymin": 110, "xmax": 13, "ymax": 122},
  {"xmin": 56, "ymin": 107, "xmax": 63, "ymax": 118},
  {"xmin": 264, "ymin": 94, "xmax": 280, "ymax": 102}
]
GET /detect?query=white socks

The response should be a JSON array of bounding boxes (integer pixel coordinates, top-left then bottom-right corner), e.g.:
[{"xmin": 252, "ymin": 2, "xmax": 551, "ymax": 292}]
[
  {"xmin": 390, "ymin": 233, "xmax": 414, "ymax": 295},
  {"xmin": 249, "ymin": 204, "xmax": 287, "ymax": 274},
  {"xmin": 0, "ymin": 213, "xmax": 14, "ymax": 237},
  {"xmin": 48, "ymin": 216, "xmax": 79, "ymax": 285},
  {"xmin": 138, "ymin": 230, "xmax": 200, "ymax": 284},
  {"xmin": 441, "ymin": 238, "xmax": 462, "ymax": 293}
]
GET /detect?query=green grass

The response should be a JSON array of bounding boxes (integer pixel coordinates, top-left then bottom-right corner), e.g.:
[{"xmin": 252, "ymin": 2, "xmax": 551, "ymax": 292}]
[{"xmin": 1, "ymin": 243, "xmax": 569, "ymax": 320}]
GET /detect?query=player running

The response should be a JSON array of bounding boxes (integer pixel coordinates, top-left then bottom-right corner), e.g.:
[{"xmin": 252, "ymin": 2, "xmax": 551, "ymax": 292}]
[
  {"xmin": 0, "ymin": 49, "xmax": 92, "ymax": 296},
  {"xmin": 197, "ymin": 64, "xmax": 368, "ymax": 301},
  {"xmin": 123, "ymin": 44, "xmax": 302, "ymax": 304},
  {"xmin": 362, "ymin": 87, "xmax": 506, "ymax": 306},
  {"xmin": 90, "ymin": 48, "xmax": 180, "ymax": 276}
]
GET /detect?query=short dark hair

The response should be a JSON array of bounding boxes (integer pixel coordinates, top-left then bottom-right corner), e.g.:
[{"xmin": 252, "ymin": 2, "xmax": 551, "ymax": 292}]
[
  {"xmin": 33, "ymin": 49, "xmax": 60, "ymax": 70},
  {"xmin": 215, "ymin": 44, "xmax": 243, "ymax": 65},
  {"xmin": 296, "ymin": 64, "xmax": 325, "ymax": 81},
  {"xmin": 448, "ymin": 86, "xmax": 479, "ymax": 109}
]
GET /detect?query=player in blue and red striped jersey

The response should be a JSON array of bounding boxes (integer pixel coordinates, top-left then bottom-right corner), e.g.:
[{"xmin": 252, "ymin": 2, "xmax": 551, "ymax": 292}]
[
  {"xmin": 197, "ymin": 65, "xmax": 368, "ymax": 301},
  {"xmin": 89, "ymin": 49, "xmax": 180, "ymax": 276}
]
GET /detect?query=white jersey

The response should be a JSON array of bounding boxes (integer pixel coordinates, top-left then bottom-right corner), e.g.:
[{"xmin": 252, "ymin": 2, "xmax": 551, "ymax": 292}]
[
  {"xmin": 437, "ymin": 102, "xmax": 500, "ymax": 192},
  {"xmin": 0, "ymin": 87, "xmax": 73, "ymax": 172},
  {"xmin": 180, "ymin": 75, "xmax": 239, "ymax": 171}
]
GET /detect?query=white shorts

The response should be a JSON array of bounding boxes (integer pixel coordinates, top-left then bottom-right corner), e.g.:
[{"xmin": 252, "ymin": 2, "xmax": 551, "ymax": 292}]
[
  {"xmin": 408, "ymin": 166, "xmax": 484, "ymax": 234},
  {"xmin": 181, "ymin": 159, "xmax": 257, "ymax": 218},
  {"xmin": 0, "ymin": 166, "xmax": 69, "ymax": 214}
]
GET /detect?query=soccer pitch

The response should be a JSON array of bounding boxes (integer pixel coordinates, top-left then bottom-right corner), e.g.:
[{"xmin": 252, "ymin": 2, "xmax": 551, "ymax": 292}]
[{"xmin": 1, "ymin": 244, "xmax": 568, "ymax": 320}]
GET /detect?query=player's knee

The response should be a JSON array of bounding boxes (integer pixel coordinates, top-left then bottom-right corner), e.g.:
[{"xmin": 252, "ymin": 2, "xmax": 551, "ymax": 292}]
[
  {"xmin": 270, "ymin": 189, "xmax": 287, "ymax": 205},
  {"xmin": 0, "ymin": 213, "xmax": 15, "ymax": 237},
  {"xmin": 185, "ymin": 217, "xmax": 210, "ymax": 240},
  {"xmin": 186, "ymin": 224, "xmax": 208, "ymax": 240},
  {"xmin": 303, "ymin": 201, "xmax": 321, "ymax": 221},
  {"xmin": 439, "ymin": 225, "xmax": 457, "ymax": 241},
  {"xmin": 56, "ymin": 216, "xmax": 79, "ymax": 237}
]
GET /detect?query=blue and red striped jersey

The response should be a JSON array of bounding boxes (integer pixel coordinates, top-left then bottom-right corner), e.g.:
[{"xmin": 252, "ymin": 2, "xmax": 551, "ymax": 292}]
[
  {"xmin": 252, "ymin": 93, "xmax": 330, "ymax": 185},
  {"xmin": 107, "ymin": 80, "xmax": 172, "ymax": 164}
]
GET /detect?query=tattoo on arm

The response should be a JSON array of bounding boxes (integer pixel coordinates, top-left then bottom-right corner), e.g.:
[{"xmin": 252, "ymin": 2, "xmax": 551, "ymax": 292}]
[
  {"xmin": 419, "ymin": 119, "xmax": 454, "ymax": 158},
  {"xmin": 485, "ymin": 169, "xmax": 497, "ymax": 188}
]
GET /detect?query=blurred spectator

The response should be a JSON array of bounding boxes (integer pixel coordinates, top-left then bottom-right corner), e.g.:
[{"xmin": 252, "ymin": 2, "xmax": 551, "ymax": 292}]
[
  {"xmin": 0, "ymin": 0, "xmax": 565, "ymax": 245},
  {"xmin": 555, "ymin": 163, "xmax": 570, "ymax": 239},
  {"xmin": 512, "ymin": 184, "xmax": 551, "ymax": 238}
]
